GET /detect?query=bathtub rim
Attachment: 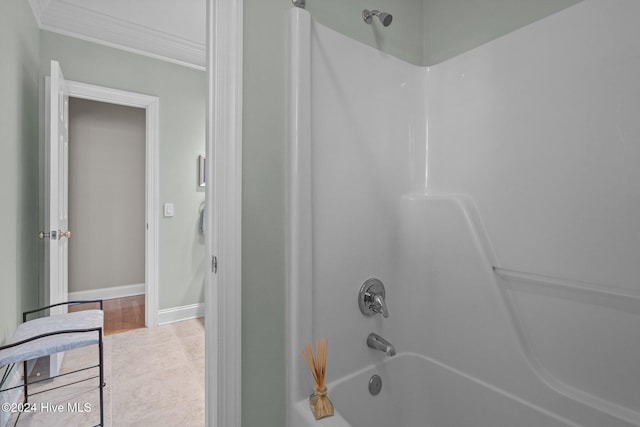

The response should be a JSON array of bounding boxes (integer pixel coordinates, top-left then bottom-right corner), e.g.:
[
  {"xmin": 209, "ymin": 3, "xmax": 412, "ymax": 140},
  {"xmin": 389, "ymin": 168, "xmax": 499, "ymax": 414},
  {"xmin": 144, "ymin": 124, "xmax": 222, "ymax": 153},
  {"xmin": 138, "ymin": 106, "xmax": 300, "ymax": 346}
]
[{"xmin": 323, "ymin": 351, "xmax": 583, "ymax": 427}]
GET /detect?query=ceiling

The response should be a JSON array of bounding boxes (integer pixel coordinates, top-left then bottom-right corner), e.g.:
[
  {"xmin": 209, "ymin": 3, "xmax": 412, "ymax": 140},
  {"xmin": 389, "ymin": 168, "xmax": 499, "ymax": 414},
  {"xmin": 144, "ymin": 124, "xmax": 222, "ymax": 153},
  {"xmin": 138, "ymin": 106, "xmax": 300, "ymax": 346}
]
[{"xmin": 29, "ymin": 0, "xmax": 206, "ymax": 70}]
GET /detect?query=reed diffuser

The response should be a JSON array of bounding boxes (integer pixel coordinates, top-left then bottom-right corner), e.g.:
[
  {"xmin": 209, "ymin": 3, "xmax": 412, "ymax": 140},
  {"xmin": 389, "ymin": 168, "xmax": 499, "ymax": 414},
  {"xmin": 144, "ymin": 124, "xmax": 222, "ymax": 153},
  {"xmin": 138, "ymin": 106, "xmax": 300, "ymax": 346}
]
[{"xmin": 302, "ymin": 339, "xmax": 334, "ymax": 420}]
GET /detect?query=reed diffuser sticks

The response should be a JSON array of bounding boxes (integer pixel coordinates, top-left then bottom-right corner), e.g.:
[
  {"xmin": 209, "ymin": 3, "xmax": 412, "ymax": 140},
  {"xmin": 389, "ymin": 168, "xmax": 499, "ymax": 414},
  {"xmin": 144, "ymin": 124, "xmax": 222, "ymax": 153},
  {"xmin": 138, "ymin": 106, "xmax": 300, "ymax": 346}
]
[{"xmin": 302, "ymin": 339, "xmax": 334, "ymax": 420}]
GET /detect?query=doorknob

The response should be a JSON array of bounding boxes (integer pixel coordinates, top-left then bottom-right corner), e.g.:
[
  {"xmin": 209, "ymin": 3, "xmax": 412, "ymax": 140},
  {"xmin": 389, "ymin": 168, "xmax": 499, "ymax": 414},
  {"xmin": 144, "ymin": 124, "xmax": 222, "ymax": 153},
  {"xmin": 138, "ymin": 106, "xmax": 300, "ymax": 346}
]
[{"xmin": 59, "ymin": 230, "xmax": 71, "ymax": 239}]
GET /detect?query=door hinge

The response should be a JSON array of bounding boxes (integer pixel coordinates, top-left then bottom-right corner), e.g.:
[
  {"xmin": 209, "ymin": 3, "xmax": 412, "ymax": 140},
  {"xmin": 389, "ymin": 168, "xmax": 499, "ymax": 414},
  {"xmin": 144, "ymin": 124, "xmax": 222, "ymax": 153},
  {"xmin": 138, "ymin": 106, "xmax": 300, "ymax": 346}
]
[{"xmin": 212, "ymin": 256, "xmax": 218, "ymax": 274}]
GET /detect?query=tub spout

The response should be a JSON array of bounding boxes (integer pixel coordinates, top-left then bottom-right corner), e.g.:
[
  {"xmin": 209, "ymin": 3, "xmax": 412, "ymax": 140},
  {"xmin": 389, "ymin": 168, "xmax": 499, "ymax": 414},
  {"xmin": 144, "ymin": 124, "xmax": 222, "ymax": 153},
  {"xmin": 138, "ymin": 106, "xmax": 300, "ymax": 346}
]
[{"xmin": 367, "ymin": 333, "xmax": 396, "ymax": 356}]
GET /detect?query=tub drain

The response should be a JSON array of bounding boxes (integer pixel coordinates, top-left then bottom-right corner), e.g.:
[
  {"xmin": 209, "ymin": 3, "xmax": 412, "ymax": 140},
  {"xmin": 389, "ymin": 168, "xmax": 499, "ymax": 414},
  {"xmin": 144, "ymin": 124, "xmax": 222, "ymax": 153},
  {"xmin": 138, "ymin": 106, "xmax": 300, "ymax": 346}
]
[{"xmin": 368, "ymin": 374, "xmax": 382, "ymax": 395}]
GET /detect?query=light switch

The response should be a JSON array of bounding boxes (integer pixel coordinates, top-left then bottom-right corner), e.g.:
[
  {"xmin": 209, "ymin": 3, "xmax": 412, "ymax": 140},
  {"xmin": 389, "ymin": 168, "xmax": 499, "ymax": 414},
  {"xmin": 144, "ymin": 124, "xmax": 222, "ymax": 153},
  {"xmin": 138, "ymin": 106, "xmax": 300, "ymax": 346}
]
[{"xmin": 164, "ymin": 203, "xmax": 174, "ymax": 217}]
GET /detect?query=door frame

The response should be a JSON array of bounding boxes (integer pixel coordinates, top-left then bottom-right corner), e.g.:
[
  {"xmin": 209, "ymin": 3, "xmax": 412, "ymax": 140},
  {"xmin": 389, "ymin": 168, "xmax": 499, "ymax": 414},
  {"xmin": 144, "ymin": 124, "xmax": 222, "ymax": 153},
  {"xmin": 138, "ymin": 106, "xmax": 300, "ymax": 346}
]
[
  {"xmin": 205, "ymin": 0, "xmax": 243, "ymax": 426},
  {"xmin": 65, "ymin": 80, "xmax": 160, "ymax": 327}
]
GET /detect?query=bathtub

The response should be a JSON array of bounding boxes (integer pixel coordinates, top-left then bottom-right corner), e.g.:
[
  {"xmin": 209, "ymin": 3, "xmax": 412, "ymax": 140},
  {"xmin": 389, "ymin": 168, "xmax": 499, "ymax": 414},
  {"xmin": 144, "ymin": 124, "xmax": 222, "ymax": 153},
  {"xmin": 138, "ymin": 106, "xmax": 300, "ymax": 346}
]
[{"xmin": 293, "ymin": 353, "xmax": 576, "ymax": 427}]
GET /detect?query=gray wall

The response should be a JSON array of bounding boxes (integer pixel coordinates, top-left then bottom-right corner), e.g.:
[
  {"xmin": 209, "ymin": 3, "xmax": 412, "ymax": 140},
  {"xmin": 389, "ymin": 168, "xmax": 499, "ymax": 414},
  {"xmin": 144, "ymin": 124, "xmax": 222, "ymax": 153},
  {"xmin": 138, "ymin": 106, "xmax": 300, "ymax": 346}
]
[
  {"xmin": 68, "ymin": 98, "xmax": 145, "ymax": 292},
  {"xmin": 0, "ymin": 0, "xmax": 40, "ymax": 344},
  {"xmin": 242, "ymin": 1, "xmax": 288, "ymax": 425},
  {"xmin": 307, "ymin": 0, "xmax": 424, "ymax": 65},
  {"xmin": 40, "ymin": 31, "xmax": 206, "ymax": 310},
  {"xmin": 288, "ymin": 0, "xmax": 585, "ymax": 67},
  {"xmin": 423, "ymin": 0, "xmax": 582, "ymax": 65}
]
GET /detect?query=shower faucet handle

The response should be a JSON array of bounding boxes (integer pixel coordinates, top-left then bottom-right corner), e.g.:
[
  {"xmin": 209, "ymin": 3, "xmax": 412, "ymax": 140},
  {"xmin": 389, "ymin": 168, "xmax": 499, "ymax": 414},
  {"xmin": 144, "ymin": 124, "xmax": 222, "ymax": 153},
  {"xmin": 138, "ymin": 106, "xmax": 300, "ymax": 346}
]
[
  {"xmin": 358, "ymin": 278, "xmax": 389, "ymax": 318},
  {"xmin": 372, "ymin": 293, "xmax": 389, "ymax": 318}
]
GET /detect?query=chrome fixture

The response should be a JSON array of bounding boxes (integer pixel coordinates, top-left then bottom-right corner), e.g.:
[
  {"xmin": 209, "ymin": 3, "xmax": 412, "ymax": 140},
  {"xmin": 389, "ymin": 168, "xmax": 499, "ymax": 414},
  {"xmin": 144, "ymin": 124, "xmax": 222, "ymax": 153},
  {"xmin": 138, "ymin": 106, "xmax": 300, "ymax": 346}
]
[
  {"xmin": 39, "ymin": 229, "xmax": 71, "ymax": 240},
  {"xmin": 367, "ymin": 333, "xmax": 396, "ymax": 356},
  {"xmin": 368, "ymin": 374, "xmax": 382, "ymax": 395},
  {"xmin": 362, "ymin": 9, "xmax": 393, "ymax": 27},
  {"xmin": 292, "ymin": 0, "xmax": 305, "ymax": 8},
  {"xmin": 358, "ymin": 278, "xmax": 389, "ymax": 318}
]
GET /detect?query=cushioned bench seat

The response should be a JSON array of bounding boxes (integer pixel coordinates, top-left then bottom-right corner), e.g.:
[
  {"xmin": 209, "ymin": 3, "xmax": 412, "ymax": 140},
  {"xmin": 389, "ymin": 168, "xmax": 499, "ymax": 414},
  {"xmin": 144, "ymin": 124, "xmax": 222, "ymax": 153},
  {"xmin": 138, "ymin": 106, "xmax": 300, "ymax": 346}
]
[{"xmin": 0, "ymin": 310, "xmax": 103, "ymax": 367}]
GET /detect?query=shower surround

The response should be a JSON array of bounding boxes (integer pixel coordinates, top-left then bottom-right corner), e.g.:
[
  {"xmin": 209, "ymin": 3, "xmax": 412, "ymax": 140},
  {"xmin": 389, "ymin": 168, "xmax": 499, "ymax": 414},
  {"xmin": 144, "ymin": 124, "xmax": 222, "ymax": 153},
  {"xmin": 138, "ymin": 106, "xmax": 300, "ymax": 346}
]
[{"xmin": 286, "ymin": 1, "xmax": 640, "ymax": 426}]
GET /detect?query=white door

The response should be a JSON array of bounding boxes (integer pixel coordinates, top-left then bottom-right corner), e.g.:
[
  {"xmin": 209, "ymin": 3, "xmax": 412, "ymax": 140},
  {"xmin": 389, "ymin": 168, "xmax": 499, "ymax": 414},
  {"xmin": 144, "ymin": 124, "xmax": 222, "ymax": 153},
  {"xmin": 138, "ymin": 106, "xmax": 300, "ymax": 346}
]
[{"xmin": 44, "ymin": 60, "xmax": 70, "ymax": 376}]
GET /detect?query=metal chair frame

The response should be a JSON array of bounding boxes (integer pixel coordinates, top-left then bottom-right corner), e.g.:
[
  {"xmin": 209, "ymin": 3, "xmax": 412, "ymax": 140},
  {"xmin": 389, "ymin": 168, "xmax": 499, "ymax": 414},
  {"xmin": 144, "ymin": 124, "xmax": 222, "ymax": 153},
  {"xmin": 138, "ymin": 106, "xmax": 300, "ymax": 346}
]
[{"xmin": 0, "ymin": 300, "xmax": 104, "ymax": 427}]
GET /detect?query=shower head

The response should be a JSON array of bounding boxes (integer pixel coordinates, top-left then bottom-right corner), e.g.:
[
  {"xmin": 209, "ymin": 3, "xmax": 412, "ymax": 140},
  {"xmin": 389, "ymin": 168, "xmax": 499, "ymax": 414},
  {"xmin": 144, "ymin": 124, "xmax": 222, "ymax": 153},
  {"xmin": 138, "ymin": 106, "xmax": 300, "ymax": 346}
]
[{"xmin": 362, "ymin": 9, "xmax": 393, "ymax": 27}]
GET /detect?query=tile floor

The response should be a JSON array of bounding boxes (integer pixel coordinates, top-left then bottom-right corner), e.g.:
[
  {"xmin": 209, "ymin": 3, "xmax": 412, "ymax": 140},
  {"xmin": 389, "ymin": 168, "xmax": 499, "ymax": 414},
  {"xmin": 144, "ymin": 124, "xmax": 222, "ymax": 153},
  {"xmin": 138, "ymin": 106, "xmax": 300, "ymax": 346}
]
[{"xmin": 8, "ymin": 318, "xmax": 204, "ymax": 427}]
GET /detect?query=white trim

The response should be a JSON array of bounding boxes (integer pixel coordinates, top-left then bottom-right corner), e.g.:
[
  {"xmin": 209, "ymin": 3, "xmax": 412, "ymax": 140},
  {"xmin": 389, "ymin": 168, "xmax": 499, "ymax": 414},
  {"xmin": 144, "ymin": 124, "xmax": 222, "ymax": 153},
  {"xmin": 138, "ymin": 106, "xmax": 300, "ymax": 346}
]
[
  {"xmin": 35, "ymin": 0, "xmax": 205, "ymax": 70},
  {"xmin": 66, "ymin": 81, "xmax": 159, "ymax": 108},
  {"xmin": 157, "ymin": 303, "xmax": 205, "ymax": 325},
  {"xmin": 205, "ymin": 0, "xmax": 242, "ymax": 426},
  {"xmin": 285, "ymin": 8, "xmax": 314, "ymax": 426},
  {"xmin": 68, "ymin": 283, "xmax": 145, "ymax": 301},
  {"xmin": 65, "ymin": 80, "xmax": 160, "ymax": 328},
  {"xmin": 40, "ymin": 26, "xmax": 205, "ymax": 71}
]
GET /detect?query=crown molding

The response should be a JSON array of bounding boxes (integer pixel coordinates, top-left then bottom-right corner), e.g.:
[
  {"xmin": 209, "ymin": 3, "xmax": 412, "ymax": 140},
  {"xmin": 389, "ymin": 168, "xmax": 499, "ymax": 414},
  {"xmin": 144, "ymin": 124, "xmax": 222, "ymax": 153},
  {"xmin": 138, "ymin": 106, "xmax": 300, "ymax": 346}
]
[{"xmin": 36, "ymin": 0, "xmax": 205, "ymax": 70}]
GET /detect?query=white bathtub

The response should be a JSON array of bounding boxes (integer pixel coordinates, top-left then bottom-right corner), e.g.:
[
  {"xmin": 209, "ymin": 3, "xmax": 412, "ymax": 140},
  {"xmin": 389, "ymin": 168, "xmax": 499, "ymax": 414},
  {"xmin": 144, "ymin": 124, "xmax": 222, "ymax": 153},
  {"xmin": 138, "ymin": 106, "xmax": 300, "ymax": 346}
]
[{"xmin": 294, "ymin": 353, "xmax": 575, "ymax": 427}]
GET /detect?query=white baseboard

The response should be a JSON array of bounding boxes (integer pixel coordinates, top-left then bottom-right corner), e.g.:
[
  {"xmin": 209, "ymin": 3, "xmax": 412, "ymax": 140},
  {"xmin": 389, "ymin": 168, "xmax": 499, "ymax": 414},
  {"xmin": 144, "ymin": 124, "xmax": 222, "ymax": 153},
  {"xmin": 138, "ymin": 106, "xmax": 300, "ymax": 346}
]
[
  {"xmin": 157, "ymin": 303, "xmax": 204, "ymax": 325},
  {"xmin": 68, "ymin": 283, "xmax": 145, "ymax": 301}
]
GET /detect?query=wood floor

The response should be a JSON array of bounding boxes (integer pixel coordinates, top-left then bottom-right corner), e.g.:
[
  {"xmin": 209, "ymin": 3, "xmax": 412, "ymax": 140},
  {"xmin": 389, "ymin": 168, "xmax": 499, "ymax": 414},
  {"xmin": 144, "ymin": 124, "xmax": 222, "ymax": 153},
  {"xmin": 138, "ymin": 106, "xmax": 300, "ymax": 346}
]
[{"xmin": 68, "ymin": 294, "xmax": 145, "ymax": 335}]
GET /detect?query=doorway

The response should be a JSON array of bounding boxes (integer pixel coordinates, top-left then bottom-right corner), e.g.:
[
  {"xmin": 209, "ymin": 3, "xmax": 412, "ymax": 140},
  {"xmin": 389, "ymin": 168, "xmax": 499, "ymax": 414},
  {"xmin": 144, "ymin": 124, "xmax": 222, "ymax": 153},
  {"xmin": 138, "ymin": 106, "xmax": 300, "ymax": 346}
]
[
  {"xmin": 64, "ymin": 80, "xmax": 160, "ymax": 328},
  {"xmin": 68, "ymin": 97, "xmax": 146, "ymax": 334}
]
